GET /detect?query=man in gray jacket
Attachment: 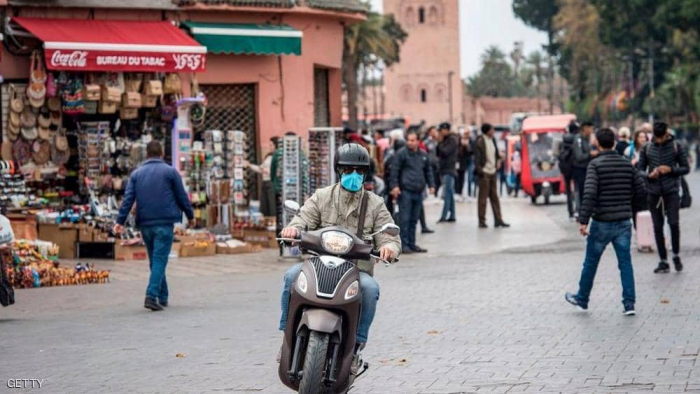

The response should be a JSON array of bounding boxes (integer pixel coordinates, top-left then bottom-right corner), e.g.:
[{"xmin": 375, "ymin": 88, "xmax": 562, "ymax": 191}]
[{"xmin": 572, "ymin": 122, "xmax": 598, "ymax": 213}]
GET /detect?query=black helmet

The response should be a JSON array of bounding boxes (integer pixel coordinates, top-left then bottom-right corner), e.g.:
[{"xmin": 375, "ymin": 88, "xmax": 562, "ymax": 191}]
[{"xmin": 335, "ymin": 143, "xmax": 370, "ymax": 174}]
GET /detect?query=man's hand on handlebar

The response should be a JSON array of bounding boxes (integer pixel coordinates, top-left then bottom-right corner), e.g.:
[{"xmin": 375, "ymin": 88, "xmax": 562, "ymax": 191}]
[
  {"xmin": 280, "ymin": 227, "xmax": 300, "ymax": 239},
  {"xmin": 378, "ymin": 246, "xmax": 396, "ymax": 262}
]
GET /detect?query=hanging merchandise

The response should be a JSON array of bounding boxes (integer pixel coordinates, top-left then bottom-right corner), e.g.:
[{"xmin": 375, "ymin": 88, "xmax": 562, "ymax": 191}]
[
  {"xmin": 308, "ymin": 127, "xmax": 343, "ymax": 193},
  {"xmin": 281, "ymin": 135, "xmax": 302, "ymax": 226},
  {"xmin": 62, "ymin": 75, "xmax": 85, "ymax": 115},
  {"xmin": 163, "ymin": 73, "xmax": 182, "ymax": 95}
]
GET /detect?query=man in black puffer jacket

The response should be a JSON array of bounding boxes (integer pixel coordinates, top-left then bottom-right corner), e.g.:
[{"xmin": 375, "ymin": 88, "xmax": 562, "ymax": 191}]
[
  {"xmin": 638, "ymin": 122, "xmax": 690, "ymax": 273},
  {"xmin": 566, "ymin": 128, "xmax": 647, "ymax": 316}
]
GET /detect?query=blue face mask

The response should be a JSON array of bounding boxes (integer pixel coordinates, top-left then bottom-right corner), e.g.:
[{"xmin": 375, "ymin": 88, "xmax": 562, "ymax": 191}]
[{"xmin": 341, "ymin": 171, "xmax": 364, "ymax": 192}]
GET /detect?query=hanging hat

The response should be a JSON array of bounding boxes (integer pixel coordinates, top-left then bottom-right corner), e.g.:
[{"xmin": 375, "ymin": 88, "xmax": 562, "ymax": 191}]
[
  {"xmin": 7, "ymin": 124, "xmax": 20, "ymax": 142},
  {"xmin": 48, "ymin": 97, "xmax": 61, "ymax": 112},
  {"xmin": 38, "ymin": 126, "xmax": 51, "ymax": 141},
  {"xmin": 20, "ymin": 109, "xmax": 37, "ymax": 128},
  {"xmin": 21, "ymin": 126, "xmax": 38, "ymax": 141},
  {"xmin": 12, "ymin": 139, "xmax": 32, "ymax": 166},
  {"xmin": 32, "ymin": 140, "xmax": 51, "ymax": 165},
  {"xmin": 50, "ymin": 111, "xmax": 62, "ymax": 127},
  {"xmin": 10, "ymin": 89, "xmax": 24, "ymax": 113},
  {"xmin": 8, "ymin": 117, "xmax": 20, "ymax": 134},
  {"xmin": 51, "ymin": 144, "xmax": 70, "ymax": 165},
  {"xmin": 38, "ymin": 112, "xmax": 51, "ymax": 128},
  {"xmin": 27, "ymin": 83, "xmax": 46, "ymax": 108},
  {"xmin": 9, "ymin": 111, "xmax": 21, "ymax": 128}
]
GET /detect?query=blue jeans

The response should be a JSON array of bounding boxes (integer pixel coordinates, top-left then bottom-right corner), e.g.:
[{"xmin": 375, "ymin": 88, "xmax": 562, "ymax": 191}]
[
  {"xmin": 141, "ymin": 225, "xmax": 174, "ymax": 302},
  {"xmin": 467, "ymin": 163, "xmax": 476, "ymax": 197},
  {"xmin": 440, "ymin": 174, "xmax": 456, "ymax": 221},
  {"xmin": 398, "ymin": 190, "xmax": 423, "ymax": 250},
  {"xmin": 279, "ymin": 264, "xmax": 380, "ymax": 343},
  {"xmin": 576, "ymin": 220, "xmax": 635, "ymax": 306}
]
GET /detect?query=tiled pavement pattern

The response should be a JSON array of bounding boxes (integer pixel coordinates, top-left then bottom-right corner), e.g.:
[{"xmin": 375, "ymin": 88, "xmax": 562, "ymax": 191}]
[{"xmin": 1, "ymin": 175, "xmax": 699, "ymax": 393}]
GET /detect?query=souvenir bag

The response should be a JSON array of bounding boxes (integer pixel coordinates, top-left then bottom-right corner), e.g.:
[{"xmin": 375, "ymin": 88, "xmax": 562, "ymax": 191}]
[
  {"xmin": 46, "ymin": 73, "xmax": 57, "ymax": 98},
  {"xmin": 99, "ymin": 100, "xmax": 117, "ymax": 114},
  {"xmin": 13, "ymin": 139, "xmax": 32, "ymax": 166},
  {"xmin": 83, "ymin": 74, "xmax": 101, "ymax": 101},
  {"xmin": 102, "ymin": 85, "xmax": 121, "ymax": 103},
  {"xmin": 84, "ymin": 100, "xmax": 98, "ymax": 115},
  {"xmin": 120, "ymin": 107, "xmax": 139, "ymax": 120},
  {"xmin": 163, "ymin": 73, "xmax": 182, "ymax": 94},
  {"xmin": 9, "ymin": 85, "xmax": 24, "ymax": 113},
  {"xmin": 125, "ymin": 73, "xmax": 143, "ymax": 93},
  {"xmin": 144, "ymin": 77, "xmax": 163, "ymax": 96},
  {"xmin": 62, "ymin": 75, "xmax": 85, "ymax": 115},
  {"xmin": 28, "ymin": 51, "xmax": 47, "ymax": 108},
  {"xmin": 122, "ymin": 91, "xmax": 142, "ymax": 108},
  {"xmin": 32, "ymin": 140, "xmax": 51, "ymax": 165}
]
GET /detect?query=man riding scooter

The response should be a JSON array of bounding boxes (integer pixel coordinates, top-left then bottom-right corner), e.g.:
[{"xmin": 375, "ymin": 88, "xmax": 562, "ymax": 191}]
[{"xmin": 278, "ymin": 143, "xmax": 401, "ymax": 374}]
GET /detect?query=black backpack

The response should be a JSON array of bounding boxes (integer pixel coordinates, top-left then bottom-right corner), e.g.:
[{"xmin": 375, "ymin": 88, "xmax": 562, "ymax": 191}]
[{"xmin": 558, "ymin": 134, "xmax": 576, "ymax": 176}]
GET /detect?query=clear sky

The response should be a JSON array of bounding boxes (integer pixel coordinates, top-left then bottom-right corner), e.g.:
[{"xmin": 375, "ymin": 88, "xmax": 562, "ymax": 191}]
[{"xmin": 369, "ymin": 0, "xmax": 549, "ymax": 78}]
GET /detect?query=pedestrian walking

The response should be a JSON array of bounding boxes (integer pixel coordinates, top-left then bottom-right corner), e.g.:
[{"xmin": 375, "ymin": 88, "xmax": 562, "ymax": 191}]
[
  {"xmin": 424, "ymin": 126, "xmax": 440, "ymax": 197},
  {"xmin": 437, "ymin": 122, "xmax": 458, "ymax": 223},
  {"xmin": 456, "ymin": 130, "xmax": 474, "ymax": 198},
  {"xmin": 474, "ymin": 123, "xmax": 510, "ymax": 228},
  {"xmin": 114, "ymin": 141, "xmax": 194, "ymax": 311},
  {"xmin": 637, "ymin": 122, "xmax": 690, "ymax": 273},
  {"xmin": 246, "ymin": 147, "xmax": 275, "ymax": 217},
  {"xmin": 510, "ymin": 149, "xmax": 522, "ymax": 197},
  {"xmin": 616, "ymin": 127, "xmax": 631, "ymax": 156},
  {"xmin": 390, "ymin": 131, "xmax": 436, "ymax": 254},
  {"xmin": 559, "ymin": 121, "xmax": 579, "ymax": 219},
  {"xmin": 624, "ymin": 128, "xmax": 648, "ymax": 166},
  {"xmin": 565, "ymin": 128, "xmax": 647, "ymax": 315},
  {"xmin": 572, "ymin": 122, "xmax": 598, "ymax": 212}
]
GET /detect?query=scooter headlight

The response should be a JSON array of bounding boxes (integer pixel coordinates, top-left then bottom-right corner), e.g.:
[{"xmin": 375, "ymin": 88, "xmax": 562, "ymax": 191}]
[
  {"xmin": 345, "ymin": 280, "xmax": 359, "ymax": 300},
  {"xmin": 296, "ymin": 271, "xmax": 308, "ymax": 294},
  {"xmin": 321, "ymin": 231, "xmax": 354, "ymax": 255}
]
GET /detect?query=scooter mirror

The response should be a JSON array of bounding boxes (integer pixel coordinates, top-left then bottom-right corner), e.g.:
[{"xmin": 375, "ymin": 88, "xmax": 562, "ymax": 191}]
[
  {"xmin": 378, "ymin": 223, "xmax": 400, "ymax": 237},
  {"xmin": 284, "ymin": 200, "xmax": 301, "ymax": 215}
]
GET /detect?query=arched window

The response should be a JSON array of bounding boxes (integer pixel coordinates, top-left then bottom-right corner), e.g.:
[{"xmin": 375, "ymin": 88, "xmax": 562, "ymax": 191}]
[
  {"xmin": 401, "ymin": 85, "xmax": 413, "ymax": 102},
  {"xmin": 420, "ymin": 89, "xmax": 427, "ymax": 103},
  {"xmin": 435, "ymin": 84, "xmax": 446, "ymax": 102},
  {"xmin": 405, "ymin": 7, "xmax": 415, "ymax": 25},
  {"xmin": 428, "ymin": 6, "xmax": 439, "ymax": 24},
  {"xmin": 418, "ymin": 7, "xmax": 425, "ymax": 24}
]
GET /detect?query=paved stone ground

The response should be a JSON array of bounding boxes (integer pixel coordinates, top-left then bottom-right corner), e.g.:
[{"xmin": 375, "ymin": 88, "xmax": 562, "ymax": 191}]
[{"xmin": 1, "ymin": 175, "xmax": 699, "ymax": 394}]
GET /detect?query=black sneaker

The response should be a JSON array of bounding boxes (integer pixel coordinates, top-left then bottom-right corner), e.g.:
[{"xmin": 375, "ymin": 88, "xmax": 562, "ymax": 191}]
[
  {"xmin": 159, "ymin": 300, "xmax": 168, "ymax": 308},
  {"xmin": 479, "ymin": 223, "xmax": 488, "ymax": 229},
  {"xmin": 653, "ymin": 261, "xmax": 670, "ymax": 274},
  {"xmin": 565, "ymin": 292, "xmax": 588, "ymax": 311},
  {"xmin": 401, "ymin": 247, "xmax": 415, "ymax": 255},
  {"xmin": 623, "ymin": 302, "xmax": 636, "ymax": 316},
  {"xmin": 495, "ymin": 222, "xmax": 511, "ymax": 228},
  {"xmin": 144, "ymin": 297, "xmax": 164, "ymax": 311},
  {"xmin": 421, "ymin": 228, "xmax": 435, "ymax": 234},
  {"xmin": 673, "ymin": 256, "xmax": 683, "ymax": 272}
]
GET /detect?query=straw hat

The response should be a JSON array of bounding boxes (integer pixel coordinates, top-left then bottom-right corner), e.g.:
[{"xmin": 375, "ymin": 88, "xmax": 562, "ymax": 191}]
[
  {"xmin": 21, "ymin": 126, "xmax": 38, "ymax": 141},
  {"xmin": 38, "ymin": 126, "xmax": 51, "ymax": 141}
]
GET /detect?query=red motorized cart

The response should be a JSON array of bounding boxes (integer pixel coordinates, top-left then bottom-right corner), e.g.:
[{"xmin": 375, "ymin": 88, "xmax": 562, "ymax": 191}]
[{"xmin": 520, "ymin": 114, "xmax": 576, "ymax": 205}]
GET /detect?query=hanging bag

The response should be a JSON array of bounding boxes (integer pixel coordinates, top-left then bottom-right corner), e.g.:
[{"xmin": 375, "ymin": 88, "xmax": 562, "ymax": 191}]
[
  {"xmin": 30, "ymin": 50, "xmax": 47, "ymax": 84},
  {"xmin": 9, "ymin": 85, "xmax": 24, "ymax": 113},
  {"xmin": 163, "ymin": 73, "xmax": 182, "ymax": 94}
]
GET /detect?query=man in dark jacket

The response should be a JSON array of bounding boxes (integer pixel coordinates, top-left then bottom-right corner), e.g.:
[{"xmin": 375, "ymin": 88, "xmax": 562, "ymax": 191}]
[
  {"xmin": 424, "ymin": 126, "xmax": 440, "ymax": 196},
  {"xmin": 572, "ymin": 122, "xmax": 598, "ymax": 213},
  {"xmin": 390, "ymin": 131, "xmax": 436, "ymax": 254},
  {"xmin": 437, "ymin": 122, "xmax": 458, "ymax": 223},
  {"xmin": 559, "ymin": 121, "xmax": 579, "ymax": 219},
  {"xmin": 474, "ymin": 123, "xmax": 509, "ymax": 228},
  {"xmin": 566, "ymin": 128, "xmax": 647, "ymax": 315},
  {"xmin": 638, "ymin": 122, "xmax": 690, "ymax": 273},
  {"xmin": 115, "ymin": 142, "xmax": 194, "ymax": 311}
]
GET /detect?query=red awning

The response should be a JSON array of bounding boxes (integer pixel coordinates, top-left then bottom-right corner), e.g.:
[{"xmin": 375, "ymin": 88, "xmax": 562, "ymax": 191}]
[{"xmin": 13, "ymin": 17, "xmax": 207, "ymax": 73}]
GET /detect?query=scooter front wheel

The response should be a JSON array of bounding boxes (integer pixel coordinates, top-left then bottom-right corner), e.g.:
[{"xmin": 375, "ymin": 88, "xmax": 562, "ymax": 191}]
[{"xmin": 298, "ymin": 331, "xmax": 329, "ymax": 394}]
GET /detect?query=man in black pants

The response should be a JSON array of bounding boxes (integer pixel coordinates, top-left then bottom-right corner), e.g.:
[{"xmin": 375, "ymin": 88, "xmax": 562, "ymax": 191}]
[
  {"xmin": 572, "ymin": 122, "xmax": 598, "ymax": 213},
  {"xmin": 638, "ymin": 122, "xmax": 690, "ymax": 273}
]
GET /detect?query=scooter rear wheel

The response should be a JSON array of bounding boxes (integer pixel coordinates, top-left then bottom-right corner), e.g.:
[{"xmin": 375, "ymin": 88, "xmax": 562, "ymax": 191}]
[{"xmin": 298, "ymin": 331, "xmax": 329, "ymax": 394}]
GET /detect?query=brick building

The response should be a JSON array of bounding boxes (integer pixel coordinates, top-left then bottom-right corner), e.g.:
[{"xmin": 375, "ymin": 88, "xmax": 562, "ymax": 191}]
[{"xmin": 382, "ymin": 0, "xmax": 463, "ymax": 127}]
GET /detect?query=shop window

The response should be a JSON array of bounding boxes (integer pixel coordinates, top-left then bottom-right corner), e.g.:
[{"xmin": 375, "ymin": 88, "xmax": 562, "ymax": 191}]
[
  {"xmin": 314, "ymin": 68, "xmax": 330, "ymax": 127},
  {"xmin": 418, "ymin": 7, "xmax": 425, "ymax": 24},
  {"xmin": 420, "ymin": 89, "xmax": 427, "ymax": 103},
  {"xmin": 428, "ymin": 6, "xmax": 439, "ymax": 24},
  {"xmin": 405, "ymin": 7, "xmax": 416, "ymax": 25},
  {"xmin": 401, "ymin": 84, "xmax": 413, "ymax": 102}
]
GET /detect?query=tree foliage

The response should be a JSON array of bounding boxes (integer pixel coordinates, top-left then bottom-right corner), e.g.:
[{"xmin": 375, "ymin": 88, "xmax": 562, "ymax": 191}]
[
  {"xmin": 343, "ymin": 7, "xmax": 407, "ymax": 128},
  {"xmin": 466, "ymin": 46, "xmax": 532, "ymax": 98},
  {"xmin": 512, "ymin": 0, "xmax": 559, "ymax": 53}
]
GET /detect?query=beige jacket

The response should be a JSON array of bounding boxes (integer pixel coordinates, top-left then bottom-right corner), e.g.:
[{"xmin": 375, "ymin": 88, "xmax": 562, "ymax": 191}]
[{"xmin": 288, "ymin": 184, "xmax": 401, "ymax": 275}]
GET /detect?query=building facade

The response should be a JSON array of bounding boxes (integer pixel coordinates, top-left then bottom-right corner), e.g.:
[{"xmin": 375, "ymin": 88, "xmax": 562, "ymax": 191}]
[{"xmin": 382, "ymin": 0, "xmax": 463, "ymax": 127}]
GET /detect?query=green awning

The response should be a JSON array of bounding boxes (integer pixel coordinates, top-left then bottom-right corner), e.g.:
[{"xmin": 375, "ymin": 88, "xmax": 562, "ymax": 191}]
[{"xmin": 183, "ymin": 22, "xmax": 302, "ymax": 56}]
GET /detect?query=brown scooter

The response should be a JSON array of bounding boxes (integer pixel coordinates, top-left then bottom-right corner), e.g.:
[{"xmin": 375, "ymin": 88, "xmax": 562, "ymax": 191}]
[{"xmin": 278, "ymin": 201, "xmax": 399, "ymax": 393}]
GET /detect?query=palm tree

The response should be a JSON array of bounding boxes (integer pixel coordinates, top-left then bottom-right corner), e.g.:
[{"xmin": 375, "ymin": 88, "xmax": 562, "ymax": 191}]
[
  {"xmin": 343, "ymin": 11, "xmax": 407, "ymax": 129},
  {"xmin": 527, "ymin": 51, "xmax": 545, "ymax": 111}
]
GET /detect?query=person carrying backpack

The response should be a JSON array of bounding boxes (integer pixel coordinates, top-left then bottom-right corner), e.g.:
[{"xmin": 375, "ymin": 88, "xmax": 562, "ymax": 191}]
[
  {"xmin": 559, "ymin": 121, "xmax": 578, "ymax": 219},
  {"xmin": 637, "ymin": 122, "xmax": 690, "ymax": 273}
]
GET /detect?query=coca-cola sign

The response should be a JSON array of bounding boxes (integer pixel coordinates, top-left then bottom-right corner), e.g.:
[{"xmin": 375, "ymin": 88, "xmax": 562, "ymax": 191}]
[
  {"xmin": 50, "ymin": 50, "xmax": 88, "ymax": 68},
  {"xmin": 44, "ymin": 49, "xmax": 206, "ymax": 73}
]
